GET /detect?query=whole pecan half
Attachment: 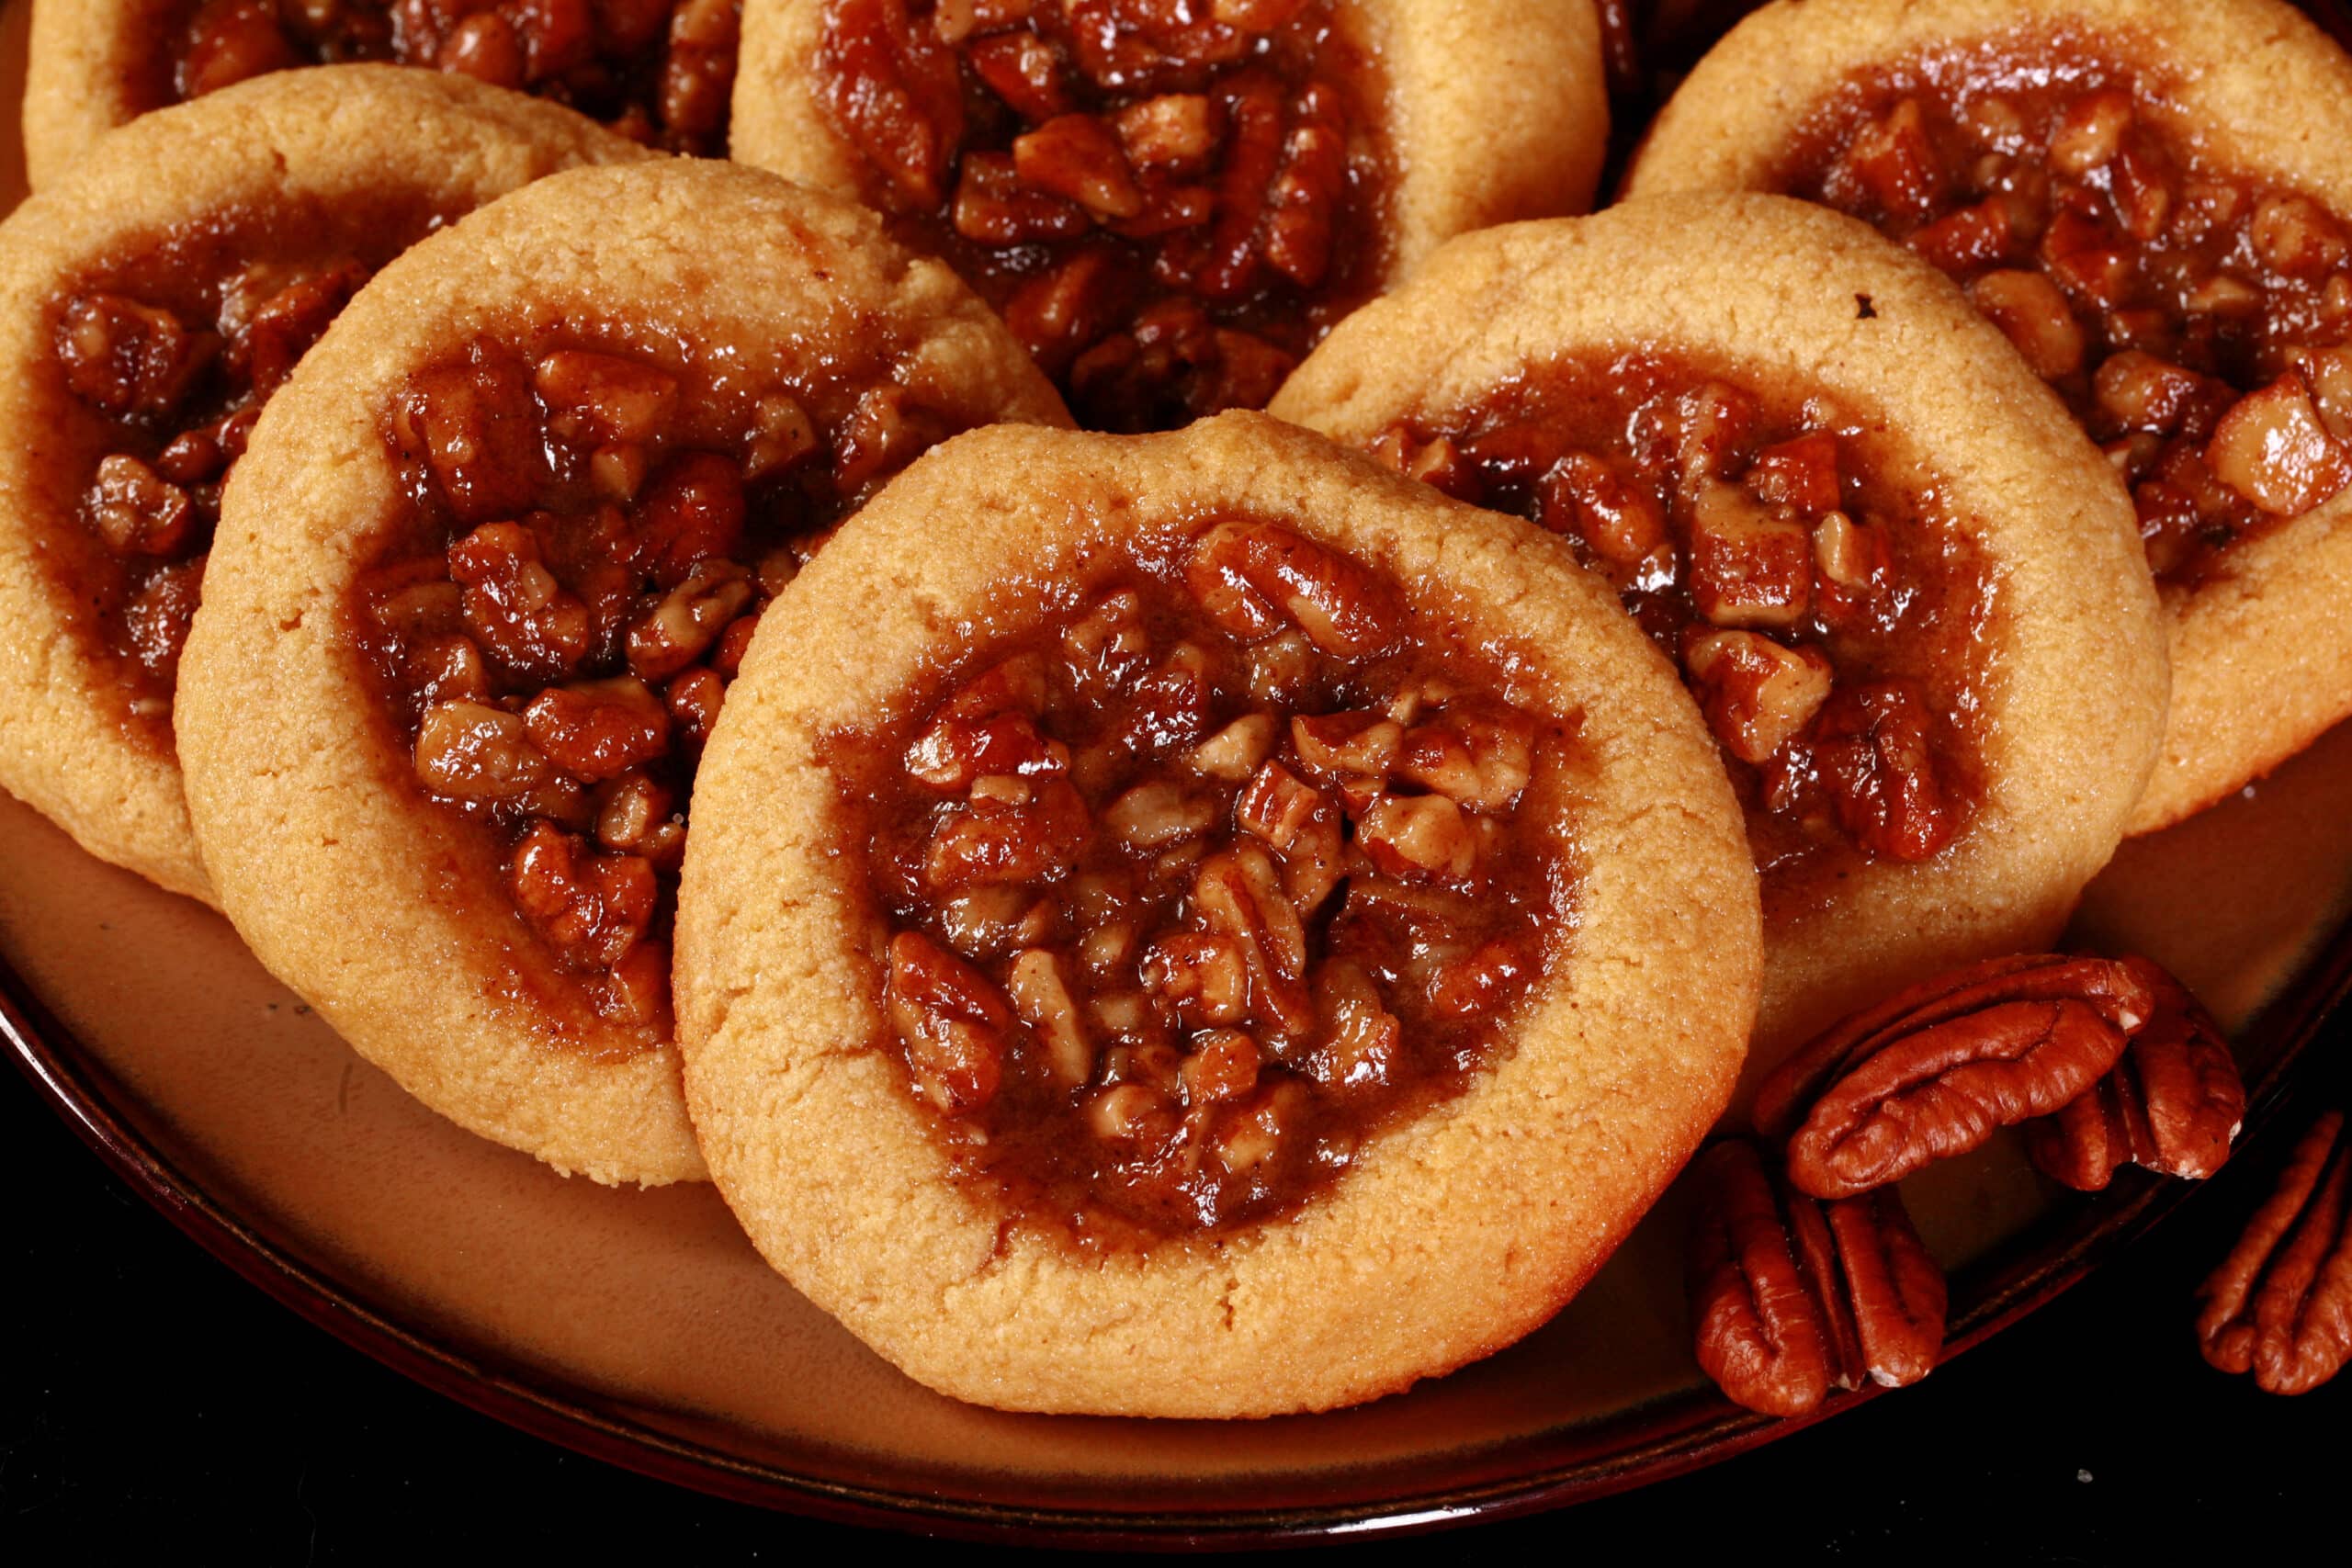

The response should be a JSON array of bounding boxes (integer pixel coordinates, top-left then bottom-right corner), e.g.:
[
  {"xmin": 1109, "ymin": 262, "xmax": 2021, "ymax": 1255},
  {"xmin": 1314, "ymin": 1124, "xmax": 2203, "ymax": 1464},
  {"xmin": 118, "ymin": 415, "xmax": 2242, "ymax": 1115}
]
[
  {"xmin": 1754, "ymin": 953, "xmax": 2153, "ymax": 1200},
  {"xmin": 2195, "ymin": 1109, "xmax": 2352, "ymax": 1395},
  {"xmin": 1688, "ymin": 1139, "xmax": 1947, "ymax": 1416},
  {"xmin": 2023, "ymin": 957, "xmax": 2245, "ymax": 1190}
]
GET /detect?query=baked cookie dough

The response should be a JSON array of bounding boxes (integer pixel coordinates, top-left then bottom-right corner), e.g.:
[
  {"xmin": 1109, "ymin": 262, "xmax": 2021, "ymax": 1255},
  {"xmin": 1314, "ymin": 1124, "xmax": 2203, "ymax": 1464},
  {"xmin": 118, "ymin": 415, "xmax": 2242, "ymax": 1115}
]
[
  {"xmin": 1625, "ymin": 0, "xmax": 2352, "ymax": 833},
  {"xmin": 175, "ymin": 160, "xmax": 1069, "ymax": 1185},
  {"xmin": 729, "ymin": 0, "xmax": 1608, "ymax": 430},
  {"xmin": 1271, "ymin": 195, "xmax": 2169, "ymax": 1074},
  {"xmin": 0, "ymin": 66, "xmax": 644, "ymax": 903},
  {"xmin": 23, "ymin": 1, "xmax": 742, "ymax": 187},
  {"xmin": 673, "ymin": 412, "xmax": 1760, "ymax": 1416}
]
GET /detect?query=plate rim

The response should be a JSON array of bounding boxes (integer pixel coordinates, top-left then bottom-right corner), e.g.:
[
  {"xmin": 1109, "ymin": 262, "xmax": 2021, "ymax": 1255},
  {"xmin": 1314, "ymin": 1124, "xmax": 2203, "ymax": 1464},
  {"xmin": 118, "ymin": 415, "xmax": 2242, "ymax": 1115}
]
[
  {"xmin": 13, "ymin": 0, "xmax": 2352, "ymax": 1539},
  {"xmin": 8, "ymin": 913, "xmax": 2347, "ymax": 1547}
]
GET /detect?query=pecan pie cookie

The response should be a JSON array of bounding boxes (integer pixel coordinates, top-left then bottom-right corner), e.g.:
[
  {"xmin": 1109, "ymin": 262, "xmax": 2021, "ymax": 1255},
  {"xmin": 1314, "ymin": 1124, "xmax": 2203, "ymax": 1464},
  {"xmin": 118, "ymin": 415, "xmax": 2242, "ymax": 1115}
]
[
  {"xmin": 1271, "ymin": 195, "xmax": 2169, "ymax": 1073},
  {"xmin": 728, "ymin": 0, "xmax": 1609, "ymax": 430},
  {"xmin": 24, "ymin": 1, "xmax": 743, "ymax": 186},
  {"xmin": 175, "ymin": 161, "xmax": 1069, "ymax": 1184},
  {"xmin": 1624, "ymin": 0, "xmax": 2352, "ymax": 833},
  {"xmin": 673, "ymin": 412, "xmax": 1760, "ymax": 1416},
  {"xmin": 0, "ymin": 67, "xmax": 643, "ymax": 903}
]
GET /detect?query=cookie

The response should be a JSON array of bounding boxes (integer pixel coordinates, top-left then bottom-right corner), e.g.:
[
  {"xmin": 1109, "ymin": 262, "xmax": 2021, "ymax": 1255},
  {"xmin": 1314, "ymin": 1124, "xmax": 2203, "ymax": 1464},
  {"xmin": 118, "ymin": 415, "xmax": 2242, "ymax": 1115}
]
[
  {"xmin": 0, "ymin": 65, "xmax": 646, "ymax": 903},
  {"xmin": 673, "ymin": 412, "xmax": 1760, "ymax": 1416},
  {"xmin": 23, "ymin": 0, "xmax": 741, "ymax": 186},
  {"xmin": 1271, "ymin": 194, "xmax": 2169, "ymax": 1074},
  {"xmin": 175, "ymin": 160, "xmax": 1069, "ymax": 1185},
  {"xmin": 729, "ymin": 0, "xmax": 1608, "ymax": 429},
  {"xmin": 1624, "ymin": 0, "xmax": 2352, "ymax": 832}
]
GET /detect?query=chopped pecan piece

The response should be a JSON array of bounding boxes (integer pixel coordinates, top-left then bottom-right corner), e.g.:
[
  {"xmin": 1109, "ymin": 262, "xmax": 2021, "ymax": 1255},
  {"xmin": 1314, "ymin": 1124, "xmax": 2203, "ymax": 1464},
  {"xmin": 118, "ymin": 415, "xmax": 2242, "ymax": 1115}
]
[
  {"xmin": 1191, "ymin": 843, "xmax": 1314, "ymax": 1040},
  {"xmin": 1014, "ymin": 114, "xmax": 1146, "ymax": 220},
  {"xmin": 88, "ymin": 457, "xmax": 196, "ymax": 558},
  {"xmin": 2195, "ymin": 1109, "xmax": 2352, "ymax": 1395},
  {"xmin": 522, "ymin": 676, "xmax": 672, "ymax": 782},
  {"xmin": 179, "ymin": 0, "xmax": 302, "ymax": 96},
  {"xmin": 1684, "ymin": 631, "xmax": 1833, "ymax": 766},
  {"xmin": 396, "ymin": 355, "xmax": 543, "ymax": 523},
  {"xmin": 1686, "ymin": 481, "xmax": 1813, "ymax": 629},
  {"xmin": 887, "ymin": 930, "xmax": 1014, "ymax": 1114},
  {"xmin": 1235, "ymin": 760, "xmax": 1343, "ymax": 911},
  {"xmin": 535, "ymin": 350, "xmax": 681, "ymax": 446},
  {"xmin": 1184, "ymin": 520, "xmax": 1404, "ymax": 658},
  {"xmin": 509, "ymin": 819, "xmax": 657, "ymax": 973},
  {"xmin": 2023, "ymin": 959, "xmax": 2245, "ymax": 1190},
  {"xmin": 820, "ymin": 0, "xmax": 967, "ymax": 209},
  {"xmin": 1395, "ymin": 698, "xmax": 1535, "ymax": 811},
  {"xmin": 1539, "ymin": 449, "xmax": 1667, "ymax": 566},
  {"xmin": 1357, "ymin": 793, "xmax": 1478, "ymax": 885},
  {"xmin": 923, "ymin": 774, "xmax": 1092, "ymax": 888},
  {"xmin": 413, "ymin": 700, "xmax": 583, "ymax": 821},
  {"xmin": 1755, "ymin": 953, "xmax": 2154, "ymax": 1199},
  {"xmin": 58, "ymin": 294, "xmax": 215, "ymax": 419},
  {"xmin": 2206, "ymin": 376, "xmax": 2352, "ymax": 517},
  {"xmin": 1810, "ymin": 680, "xmax": 1958, "ymax": 863},
  {"xmin": 1970, "ymin": 268, "xmax": 2085, "ymax": 380},
  {"xmin": 1005, "ymin": 947, "xmax": 1093, "ymax": 1086}
]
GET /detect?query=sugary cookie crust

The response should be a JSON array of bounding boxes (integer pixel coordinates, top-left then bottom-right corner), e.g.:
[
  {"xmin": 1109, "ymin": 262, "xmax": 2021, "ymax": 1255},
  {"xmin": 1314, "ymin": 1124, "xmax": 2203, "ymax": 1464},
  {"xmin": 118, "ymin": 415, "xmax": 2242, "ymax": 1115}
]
[
  {"xmin": 1623, "ymin": 0, "xmax": 2352, "ymax": 833},
  {"xmin": 174, "ymin": 160, "xmax": 1070, "ymax": 1186},
  {"xmin": 728, "ymin": 0, "xmax": 1610, "ymax": 284},
  {"xmin": 20, "ymin": 0, "xmax": 181, "ymax": 189},
  {"xmin": 1270, "ymin": 194, "xmax": 2169, "ymax": 1070},
  {"xmin": 0, "ymin": 65, "xmax": 648, "ymax": 904},
  {"xmin": 673, "ymin": 412, "xmax": 1760, "ymax": 1416}
]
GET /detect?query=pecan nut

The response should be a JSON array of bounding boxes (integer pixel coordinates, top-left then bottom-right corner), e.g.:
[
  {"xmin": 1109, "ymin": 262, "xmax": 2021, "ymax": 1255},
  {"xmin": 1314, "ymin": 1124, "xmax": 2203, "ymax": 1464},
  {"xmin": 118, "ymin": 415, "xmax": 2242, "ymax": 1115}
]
[
  {"xmin": 2023, "ymin": 957, "xmax": 2245, "ymax": 1190},
  {"xmin": 2195, "ymin": 1109, "xmax": 2352, "ymax": 1395},
  {"xmin": 1688, "ymin": 1139, "xmax": 1947, "ymax": 1416},
  {"xmin": 1755, "ymin": 953, "xmax": 2153, "ymax": 1200}
]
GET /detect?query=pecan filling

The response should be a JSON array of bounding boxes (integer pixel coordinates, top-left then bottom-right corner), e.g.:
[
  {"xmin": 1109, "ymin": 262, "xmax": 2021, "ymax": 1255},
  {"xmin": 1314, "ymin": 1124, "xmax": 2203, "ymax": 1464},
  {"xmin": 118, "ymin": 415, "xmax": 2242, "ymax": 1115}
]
[
  {"xmin": 46, "ymin": 216, "xmax": 457, "ymax": 744},
  {"xmin": 170, "ymin": 0, "xmax": 741, "ymax": 157},
  {"xmin": 831, "ymin": 522, "xmax": 1572, "ymax": 1241},
  {"xmin": 1364, "ymin": 355, "xmax": 1985, "ymax": 880},
  {"xmin": 355, "ymin": 335, "xmax": 962, "ymax": 1035},
  {"xmin": 816, "ymin": 0, "xmax": 1390, "ymax": 433},
  {"xmin": 1777, "ymin": 50, "xmax": 2352, "ymax": 585}
]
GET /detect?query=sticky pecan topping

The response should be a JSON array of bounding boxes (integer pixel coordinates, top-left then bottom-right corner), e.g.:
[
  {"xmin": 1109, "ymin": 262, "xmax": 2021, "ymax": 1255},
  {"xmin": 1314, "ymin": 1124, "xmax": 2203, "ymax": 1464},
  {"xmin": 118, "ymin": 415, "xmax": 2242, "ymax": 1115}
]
[
  {"xmin": 1779, "ymin": 52, "xmax": 2352, "ymax": 583},
  {"xmin": 2196, "ymin": 1109, "xmax": 2352, "ymax": 1395},
  {"xmin": 816, "ymin": 0, "xmax": 1389, "ymax": 431},
  {"xmin": 1686, "ymin": 1138, "xmax": 1947, "ymax": 1417},
  {"xmin": 1366, "ymin": 355, "xmax": 1986, "ymax": 881},
  {"xmin": 47, "ymin": 230, "xmax": 404, "ymax": 740},
  {"xmin": 173, "ymin": 1, "xmax": 742, "ymax": 157},
  {"xmin": 830, "ymin": 521, "xmax": 1573, "ymax": 1240},
  {"xmin": 356, "ymin": 336, "xmax": 968, "ymax": 1035}
]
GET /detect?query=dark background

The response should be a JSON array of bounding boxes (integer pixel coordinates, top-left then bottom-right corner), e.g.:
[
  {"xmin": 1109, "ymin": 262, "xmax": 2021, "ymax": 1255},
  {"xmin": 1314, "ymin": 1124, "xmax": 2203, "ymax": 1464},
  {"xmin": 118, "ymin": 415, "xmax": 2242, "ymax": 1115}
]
[
  {"xmin": 8, "ymin": 0, "xmax": 2352, "ymax": 1559},
  {"xmin": 4, "ymin": 1036, "xmax": 2344, "ymax": 1562}
]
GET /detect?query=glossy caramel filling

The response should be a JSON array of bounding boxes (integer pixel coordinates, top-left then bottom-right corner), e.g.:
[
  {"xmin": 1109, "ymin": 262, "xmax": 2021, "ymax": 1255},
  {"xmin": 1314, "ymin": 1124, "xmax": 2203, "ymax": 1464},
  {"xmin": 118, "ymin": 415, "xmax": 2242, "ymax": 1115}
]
[
  {"xmin": 827, "ymin": 524, "xmax": 1575, "ymax": 1242},
  {"xmin": 817, "ymin": 0, "xmax": 1392, "ymax": 432},
  {"xmin": 166, "ymin": 0, "xmax": 740, "ymax": 157},
  {"xmin": 354, "ymin": 329, "xmax": 964, "ymax": 1041},
  {"xmin": 1777, "ymin": 46, "xmax": 2352, "ymax": 584},
  {"xmin": 45, "ymin": 200, "xmax": 458, "ymax": 749},
  {"xmin": 1367, "ymin": 354, "xmax": 1989, "ymax": 899}
]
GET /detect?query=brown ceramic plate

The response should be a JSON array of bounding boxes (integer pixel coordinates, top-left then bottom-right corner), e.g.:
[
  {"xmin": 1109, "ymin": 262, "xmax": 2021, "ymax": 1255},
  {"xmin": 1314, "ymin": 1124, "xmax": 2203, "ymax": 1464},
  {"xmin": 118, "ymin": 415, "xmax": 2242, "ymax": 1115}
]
[{"xmin": 6, "ymin": 0, "xmax": 2352, "ymax": 1545}]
